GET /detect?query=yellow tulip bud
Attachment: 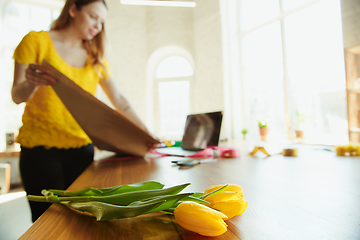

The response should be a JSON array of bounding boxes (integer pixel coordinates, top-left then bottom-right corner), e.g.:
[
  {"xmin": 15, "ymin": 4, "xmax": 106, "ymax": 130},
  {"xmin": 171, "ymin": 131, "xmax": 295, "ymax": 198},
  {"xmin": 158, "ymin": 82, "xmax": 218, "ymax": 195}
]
[
  {"xmin": 356, "ymin": 145, "xmax": 360, "ymax": 156},
  {"xmin": 335, "ymin": 145, "xmax": 346, "ymax": 156},
  {"xmin": 204, "ymin": 184, "xmax": 248, "ymax": 219},
  {"xmin": 204, "ymin": 184, "xmax": 244, "ymax": 198},
  {"xmin": 174, "ymin": 201, "xmax": 228, "ymax": 237}
]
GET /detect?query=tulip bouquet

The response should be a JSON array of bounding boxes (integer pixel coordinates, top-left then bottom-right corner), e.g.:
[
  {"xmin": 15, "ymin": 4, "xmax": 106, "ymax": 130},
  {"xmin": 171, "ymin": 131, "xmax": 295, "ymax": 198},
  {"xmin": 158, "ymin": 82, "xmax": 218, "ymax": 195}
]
[{"xmin": 27, "ymin": 181, "xmax": 247, "ymax": 237}]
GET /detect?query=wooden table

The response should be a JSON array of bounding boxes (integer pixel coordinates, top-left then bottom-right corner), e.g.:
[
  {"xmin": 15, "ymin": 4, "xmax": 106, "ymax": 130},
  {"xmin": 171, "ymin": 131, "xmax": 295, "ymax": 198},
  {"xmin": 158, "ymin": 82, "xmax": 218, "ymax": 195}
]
[{"xmin": 19, "ymin": 145, "xmax": 360, "ymax": 239}]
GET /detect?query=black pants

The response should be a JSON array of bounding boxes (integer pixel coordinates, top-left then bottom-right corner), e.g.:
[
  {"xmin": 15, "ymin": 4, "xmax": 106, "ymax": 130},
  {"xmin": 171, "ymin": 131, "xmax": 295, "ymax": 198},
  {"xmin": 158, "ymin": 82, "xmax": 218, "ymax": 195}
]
[{"xmin": 19, "ymin": 144, "xmax": 94, "ymax": 222}]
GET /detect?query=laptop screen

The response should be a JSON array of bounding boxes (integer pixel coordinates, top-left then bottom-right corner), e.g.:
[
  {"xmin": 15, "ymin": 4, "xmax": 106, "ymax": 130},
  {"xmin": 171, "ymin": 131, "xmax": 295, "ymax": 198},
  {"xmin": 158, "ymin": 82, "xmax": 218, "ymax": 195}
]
[{"xmin": 180, "ymin": 111, "xmax": 223, "ymax": 151}]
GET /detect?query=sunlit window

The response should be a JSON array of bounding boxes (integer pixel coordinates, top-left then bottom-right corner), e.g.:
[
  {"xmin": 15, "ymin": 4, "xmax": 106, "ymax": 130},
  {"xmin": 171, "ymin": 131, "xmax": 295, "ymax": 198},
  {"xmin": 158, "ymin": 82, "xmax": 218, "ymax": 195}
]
[
  {"xmin": 239, "ymin": 0, "xmax": 279, "ymax": 31},
  {"xmin": 241, "ymin": 21, "xmax": 285, "ymax": 137},
  {"xmin": 282, "ymin": 0, "xmax": 312, "ymax": 11},
  {"xmin": 239, "ymin": 0, "xmax": 347, "ymax": 144},
  {"xmin": 30, "ymin": 6, "xmax": 52, "ymax": 31},
  {"xmin": 284, "ymin": 0, "xmax": 347, "ymax": 141},
  {"xmin": 155, "ymin": 56, "xmax": 193, "ymax": 139},
  {"xmin": 0, "ymin": 1, "xmax": 62, "ymax": 151},
  {"xmin": 158, "ymin": 81, "xmax": 190, "ymax": 137},
  {"xmin": 156, "ymin": 56, "xmax": 193, "ymax": 78}
]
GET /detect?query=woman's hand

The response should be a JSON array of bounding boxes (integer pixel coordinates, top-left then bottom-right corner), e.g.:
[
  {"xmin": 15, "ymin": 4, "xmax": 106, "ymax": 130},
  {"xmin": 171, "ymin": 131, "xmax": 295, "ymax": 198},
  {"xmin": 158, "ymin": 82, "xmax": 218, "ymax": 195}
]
[
  {"xmin": 147, "ymin": 135, "xmax": 162, "ymax": 152},
  {"xmin": 25, "ymin": 64, "xmax": 56, "ymax": 86},
  {"xmin": 12, "ymin": 62, "xmax": 56, "ymax": 104},
  {"xmin": 148, "ymin": 142, "xmax": 162, "ymax": 152}
]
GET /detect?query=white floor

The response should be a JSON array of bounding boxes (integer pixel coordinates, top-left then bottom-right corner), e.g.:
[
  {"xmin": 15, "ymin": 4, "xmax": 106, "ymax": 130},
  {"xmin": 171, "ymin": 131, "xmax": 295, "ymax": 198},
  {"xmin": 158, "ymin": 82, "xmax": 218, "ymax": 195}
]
[{"xmin": 0, "ymin": 190, "xmax": 32, "ymax": 240}]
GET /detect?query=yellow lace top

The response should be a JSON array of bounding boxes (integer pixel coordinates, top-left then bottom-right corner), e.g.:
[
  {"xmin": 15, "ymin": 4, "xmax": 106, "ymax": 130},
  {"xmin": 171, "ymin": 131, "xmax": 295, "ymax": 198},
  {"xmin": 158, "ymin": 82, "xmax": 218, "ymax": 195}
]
[{"xmin": 13, "ymin": 30, "xmax": 112, "ymax": 149}]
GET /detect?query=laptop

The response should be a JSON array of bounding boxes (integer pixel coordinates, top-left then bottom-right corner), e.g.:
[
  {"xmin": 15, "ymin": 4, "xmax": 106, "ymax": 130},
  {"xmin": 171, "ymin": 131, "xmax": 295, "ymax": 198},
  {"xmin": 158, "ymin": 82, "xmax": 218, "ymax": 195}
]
[{"xmin": 156, "ymin": 111, "xmax": 223, "ymax": 157}]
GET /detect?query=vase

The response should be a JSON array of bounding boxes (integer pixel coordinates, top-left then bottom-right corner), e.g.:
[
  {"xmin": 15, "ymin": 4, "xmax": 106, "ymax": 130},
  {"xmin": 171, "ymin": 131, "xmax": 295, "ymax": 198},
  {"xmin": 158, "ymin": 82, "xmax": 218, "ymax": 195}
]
[
  {"xmin": 295, "ymin": 130, "xmax": 304, "ymax": 138},
  {"xmin": 259, "ymin": 127, "xmax": 268, "ymax": 141}
]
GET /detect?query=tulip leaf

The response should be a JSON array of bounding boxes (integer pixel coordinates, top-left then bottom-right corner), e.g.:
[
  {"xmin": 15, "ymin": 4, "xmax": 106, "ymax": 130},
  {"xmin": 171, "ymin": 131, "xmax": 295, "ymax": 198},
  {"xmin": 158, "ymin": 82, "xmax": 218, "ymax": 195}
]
[
  {"xmin": 29, "ymin": 183, "xmax": 191, "ymax": 205},
  {"xmin": 28, "ymin": 195, "xmax": 61, "ymax": 203},
  {"xmin": 44, "ymin": 181, "xmax": 165, "ymax": 196},
  {"xmin": 190, "ymin": 192, "xmax": 203, "ymax": 198},
  {"xmin": 181, "ymin": 196, "xmax": 209, "ymax": 204},
  {"xmin": 199, "ymin": 184, "xmax": 228, "ymax": 200},
  {"xmin": 160, "ymin": 209, "xmax": 174, "ymax": 215},
  {"xmin": 98, "ymin": 181, "xmax": 165, "ymax": 196},
  {"xmin": 130, "ymin": 193, "xmax": 194, "ymax": 213},
  {"xmin": 162, "ymin": 196, "xmax": 210, "ymax": 212},
  {"xmin": 63, "ymin": 200, "xmax": 164, "ymax": 221}
]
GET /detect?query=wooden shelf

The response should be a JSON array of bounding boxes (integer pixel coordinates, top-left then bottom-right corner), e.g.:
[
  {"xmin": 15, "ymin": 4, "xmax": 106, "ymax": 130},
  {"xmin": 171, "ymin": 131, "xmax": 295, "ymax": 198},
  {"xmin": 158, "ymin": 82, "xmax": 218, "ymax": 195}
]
[
  {"xmin": 0, "ymin": 151, "xmax": 20, "ymax": 158},
  {"xmin": 347, "ymin": 88, "xmax": 360, "ymax": 94},
  {"xmin": 345, "ymin": 45, "xmax": 360, "ymax": 143},
  {"xmin": 345, "ymin": 45, "xmax": 360, "ymax": 54},
  {"xmin": 350, "ymin": 127, "xmax": 360, "ymax": 133}
]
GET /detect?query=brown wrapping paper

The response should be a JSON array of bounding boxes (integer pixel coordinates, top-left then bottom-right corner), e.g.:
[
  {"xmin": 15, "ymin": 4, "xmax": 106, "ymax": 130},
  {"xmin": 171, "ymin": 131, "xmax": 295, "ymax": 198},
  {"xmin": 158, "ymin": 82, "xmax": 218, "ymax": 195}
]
[{"xmin": 42, "ymin": 59, "xmax": 159, "ymax": 157}]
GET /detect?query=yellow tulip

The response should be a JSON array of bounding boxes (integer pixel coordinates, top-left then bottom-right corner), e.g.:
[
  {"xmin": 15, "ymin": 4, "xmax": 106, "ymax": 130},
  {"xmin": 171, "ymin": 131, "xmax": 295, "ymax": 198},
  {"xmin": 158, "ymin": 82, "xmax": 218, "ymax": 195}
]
[
  {"xmin": 204, "ymin": 184, "xmax": 248, "ymax": 219},
  {"xmin": 174, "ymin": 201, "xmax": 228, "ymax": 237},
  {"xmin": 356, "ymin": 145, "xmax": 360, "ymax": 156},
  {"xmin": 204, "ymin": 184, "xmax": 244, "ymax": 197}
]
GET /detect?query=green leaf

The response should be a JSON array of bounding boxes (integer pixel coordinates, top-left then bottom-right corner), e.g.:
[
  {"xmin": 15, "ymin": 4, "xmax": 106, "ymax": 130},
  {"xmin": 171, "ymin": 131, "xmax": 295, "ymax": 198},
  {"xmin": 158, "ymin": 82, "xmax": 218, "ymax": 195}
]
[
  {"xmin": 98, "ymin": 181, "xmax": 165, "ymax": 196},
  {"xmin": 259, "ymin": 120, "xmax": 268, "ymax": 128},
  {"xmin": 44, "ymin": 181, "xmax": 165, "ymax": 196},
  {"xmin": 199, "ymin": 184, "xmax": 228, "ymax": 200},
  {"xmin": 129, "ymin": 193, "xmax": 193, "ymax": 213},
  {"xmin": 63, "ymin": 201, "xmax": 164, "ymax": 221},
  {"xmin": 29, "ymin": 183, "xmax": 191, "ymax": 205},
  {"xmin": 27, "ymin": 195, "xmax": 61, "ymax": 203},
  {"xmin": 160, "ymin": 209, "xmax": 174, "ymax": 215},
  {"xmin": 180, "ymin": 195, "xmax": 209, "ymax": 204},
  {"xmin": 189, "ymin": 192, "xmax": 203, "ymax": 198}
]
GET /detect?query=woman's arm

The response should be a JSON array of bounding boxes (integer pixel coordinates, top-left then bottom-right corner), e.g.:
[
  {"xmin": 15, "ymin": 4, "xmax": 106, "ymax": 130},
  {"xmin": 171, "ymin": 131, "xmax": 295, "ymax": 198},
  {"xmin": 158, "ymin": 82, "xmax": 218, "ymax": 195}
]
[
  {"xmin": 12, "ymin": 62, "xmax": 55, "ymax": 104},
  {"xmin": 99, "ymin": 77, "xmax": 149, "ymax": 133}
]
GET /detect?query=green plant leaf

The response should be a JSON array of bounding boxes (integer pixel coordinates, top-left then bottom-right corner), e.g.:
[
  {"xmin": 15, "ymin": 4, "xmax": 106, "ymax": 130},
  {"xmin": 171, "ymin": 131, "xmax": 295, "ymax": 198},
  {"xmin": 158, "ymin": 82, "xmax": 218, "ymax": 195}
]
[
  {"xmin": 199, "ymin": 184, "xmax": 228, "ymax": 200},
  {"xmin": 29, "ymin": 183, "xmax": 191, "ymax": 205},
  {"xmin": 258, "ymin": 120, "xmax": 267, "ymax": 128},
  {"xmin": 129, "ymin": 193, "xmax": 193, "ymax": 213},
  {"xmin": 44, "ymin": 181, "xmax": 165, "ymax": 196},
  {"xmin": 63, "ymin": 201, "xmax": 164, "ymax": 221}
]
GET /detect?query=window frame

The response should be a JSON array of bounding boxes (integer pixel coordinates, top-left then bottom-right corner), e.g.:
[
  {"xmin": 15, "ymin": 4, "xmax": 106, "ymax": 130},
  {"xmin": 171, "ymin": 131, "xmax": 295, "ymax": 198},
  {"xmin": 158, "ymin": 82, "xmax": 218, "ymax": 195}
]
[
  {"xmin": 237, "ymin": 0, "xmax": 346, "ymax": 143},
  {"xmin": 154, "ymin": 75, "xmax": 193, "ymax": 139}
]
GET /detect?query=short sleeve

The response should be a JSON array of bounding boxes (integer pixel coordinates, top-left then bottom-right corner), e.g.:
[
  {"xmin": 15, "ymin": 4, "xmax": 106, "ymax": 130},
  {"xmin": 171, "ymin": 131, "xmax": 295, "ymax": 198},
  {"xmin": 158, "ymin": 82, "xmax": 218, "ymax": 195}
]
[
  {"xmin": 98, "ymin": 59, "xmax": 113, "ymax": 79},
  {"xmin": 12, "ymin": 31, "xmax": 38, "ymax": 65}
]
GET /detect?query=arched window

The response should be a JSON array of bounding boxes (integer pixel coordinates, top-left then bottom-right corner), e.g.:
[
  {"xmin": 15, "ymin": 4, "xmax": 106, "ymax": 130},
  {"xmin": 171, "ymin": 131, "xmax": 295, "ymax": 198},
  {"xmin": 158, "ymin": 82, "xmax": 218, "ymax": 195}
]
[
  {"xmin": 155, "ymin": 56, "xmax": 193, "ymax": 140},
  {"xmin": 156, "ymin": 56, "xmax": 193, "ymax": 78}
]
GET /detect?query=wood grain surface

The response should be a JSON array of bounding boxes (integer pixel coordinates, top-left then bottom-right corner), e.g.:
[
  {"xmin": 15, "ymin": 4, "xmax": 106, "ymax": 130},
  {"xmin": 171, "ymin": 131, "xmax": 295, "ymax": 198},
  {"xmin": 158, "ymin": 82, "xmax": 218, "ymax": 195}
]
[{"xmin": 19, "ymin": 145, "xmax": 360, "ymax": 239}]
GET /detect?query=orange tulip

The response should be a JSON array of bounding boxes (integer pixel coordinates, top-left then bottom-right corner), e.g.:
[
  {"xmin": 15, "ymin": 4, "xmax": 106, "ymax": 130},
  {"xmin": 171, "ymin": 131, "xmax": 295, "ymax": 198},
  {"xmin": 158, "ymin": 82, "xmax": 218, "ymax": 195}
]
[
  {"xmin": 204, "ymin": 184, "xmax": 248, "ymax": 219},
  {"xmin": 174, "ymin": 201, "xmax": 228, "ymax": 236}
]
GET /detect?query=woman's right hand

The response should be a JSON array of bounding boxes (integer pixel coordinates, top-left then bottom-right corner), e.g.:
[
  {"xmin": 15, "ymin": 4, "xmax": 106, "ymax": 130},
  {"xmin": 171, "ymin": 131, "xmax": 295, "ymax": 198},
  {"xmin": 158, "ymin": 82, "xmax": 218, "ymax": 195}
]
[{"xmin": 25, "ymin": 64, "xmax": 56, "ymax": 86}]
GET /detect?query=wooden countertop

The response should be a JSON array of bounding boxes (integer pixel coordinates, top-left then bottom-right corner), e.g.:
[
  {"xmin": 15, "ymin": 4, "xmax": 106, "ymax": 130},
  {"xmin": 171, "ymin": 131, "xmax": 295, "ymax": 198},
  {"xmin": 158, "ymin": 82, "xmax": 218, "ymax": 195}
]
[{"xmin": 19, "ymin": 146, "xmax": 360, "ymax": 239}]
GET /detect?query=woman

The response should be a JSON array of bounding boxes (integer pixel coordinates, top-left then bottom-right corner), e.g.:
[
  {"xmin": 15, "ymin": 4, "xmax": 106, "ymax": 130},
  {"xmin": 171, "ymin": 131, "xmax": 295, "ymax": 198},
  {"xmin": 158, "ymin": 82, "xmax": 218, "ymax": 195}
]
[{"xmin": 12, "ymin": 0, "xmax": 154, "ymax": 222}]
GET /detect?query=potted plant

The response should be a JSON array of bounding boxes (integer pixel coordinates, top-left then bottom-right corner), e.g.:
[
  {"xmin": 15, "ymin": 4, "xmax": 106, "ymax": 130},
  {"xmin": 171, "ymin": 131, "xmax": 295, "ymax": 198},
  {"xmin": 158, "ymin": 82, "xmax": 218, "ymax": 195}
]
[
  {"xmin": 294, "ymin": 111, "xmax": 311, "ymax": 138},
  {"xmin": 241, "ymin": 128, "xmax": 248, "ymax": 140},
  {"xmin": 258, "ymin": 120, "xmax": 268, "ymax": 141}
]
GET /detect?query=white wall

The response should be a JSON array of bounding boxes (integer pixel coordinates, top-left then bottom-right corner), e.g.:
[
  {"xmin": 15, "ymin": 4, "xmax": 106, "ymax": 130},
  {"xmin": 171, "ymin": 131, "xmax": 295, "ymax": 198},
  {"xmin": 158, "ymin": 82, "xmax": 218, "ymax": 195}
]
[
  {"xmin": 104, "ymin": 3, "xmax": 148, "ymax": 120},
  {"xmin": 341, "ymin": 0, "xmax": 360, "ymax": 49},
  {"xmin": 104, "ymin": 1, "xmax": 227, "ymax": 138},
  {"xmin": 193, "ymin": 0, "xmax": 224, "ymax": 114}
]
